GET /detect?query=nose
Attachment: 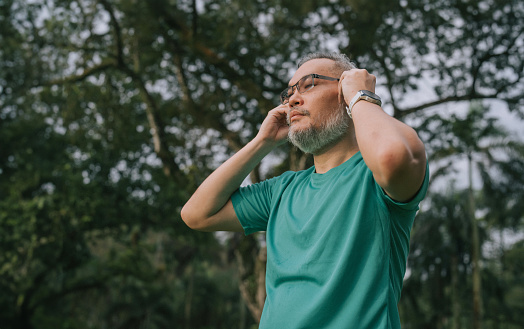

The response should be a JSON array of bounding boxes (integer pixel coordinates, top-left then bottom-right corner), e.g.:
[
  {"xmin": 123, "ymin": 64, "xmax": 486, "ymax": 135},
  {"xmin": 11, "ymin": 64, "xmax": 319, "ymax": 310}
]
[{"xmin": 287, "ymin": 89, "xmax": 304, "ymax": 107}]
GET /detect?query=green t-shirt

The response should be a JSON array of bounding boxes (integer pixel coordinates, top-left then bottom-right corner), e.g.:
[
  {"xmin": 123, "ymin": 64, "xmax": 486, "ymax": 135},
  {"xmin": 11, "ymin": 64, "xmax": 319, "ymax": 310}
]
[{"xmin": 231, "ymin": 151, "xmax": 429, "ymax": 329}]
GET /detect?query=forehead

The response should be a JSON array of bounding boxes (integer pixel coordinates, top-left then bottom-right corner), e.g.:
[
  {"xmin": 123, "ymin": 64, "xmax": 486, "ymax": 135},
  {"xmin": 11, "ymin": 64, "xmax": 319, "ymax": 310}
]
[{"xmin": 289, "ymin": 58, "xmax": 336, "ymax": 85}]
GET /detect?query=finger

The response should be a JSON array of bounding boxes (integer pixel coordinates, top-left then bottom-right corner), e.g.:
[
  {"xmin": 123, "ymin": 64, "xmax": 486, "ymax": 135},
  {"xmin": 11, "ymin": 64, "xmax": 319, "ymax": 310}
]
[
  {"xmin": 268, "ymin": 104, "xmax": 288, "ymax": 117},
  {"xmin": 338, "ymin": 74, "xmax": 347, "ymax": 105},
  {"xmin": 267, "ymin": 105, "xmax": 289, "ymax": 125},
  {"xmin": 339, "ymin": 71, "xmax": 356, "ymax": 105}
]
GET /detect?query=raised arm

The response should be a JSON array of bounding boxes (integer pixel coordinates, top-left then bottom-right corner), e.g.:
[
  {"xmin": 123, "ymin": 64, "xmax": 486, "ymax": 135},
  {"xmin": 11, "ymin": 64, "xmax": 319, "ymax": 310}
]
[
  {"xmin": 180, "ymin": 105, "xmax": 289, "ymax": 232},
  {"xmin": 339, "ymin": 69, "xmax": 427, "ymax": 202}
]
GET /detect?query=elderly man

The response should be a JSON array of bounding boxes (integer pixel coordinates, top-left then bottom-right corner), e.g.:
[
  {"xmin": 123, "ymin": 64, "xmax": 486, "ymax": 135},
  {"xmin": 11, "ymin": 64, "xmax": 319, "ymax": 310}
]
[{"xmin": 182, "ymin": 52, "xmax": 429, "ymax": 328}]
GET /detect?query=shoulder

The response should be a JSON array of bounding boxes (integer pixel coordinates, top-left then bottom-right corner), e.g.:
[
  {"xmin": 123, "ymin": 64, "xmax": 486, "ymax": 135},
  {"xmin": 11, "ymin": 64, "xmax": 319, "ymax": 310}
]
[
  {"xmin": 269, "ymin": 166, "xmax": 314, "ymax": 183},
  {"xmin": 237, "ymin": 167, "xmax": 312, "ymax": 196}
]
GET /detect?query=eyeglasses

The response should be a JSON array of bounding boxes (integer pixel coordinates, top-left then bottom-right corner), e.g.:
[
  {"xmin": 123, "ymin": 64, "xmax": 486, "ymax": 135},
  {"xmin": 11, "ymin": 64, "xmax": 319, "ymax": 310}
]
[{"xmin": 280, "ymin": 74, "xmax": 340, "ymax": 105}]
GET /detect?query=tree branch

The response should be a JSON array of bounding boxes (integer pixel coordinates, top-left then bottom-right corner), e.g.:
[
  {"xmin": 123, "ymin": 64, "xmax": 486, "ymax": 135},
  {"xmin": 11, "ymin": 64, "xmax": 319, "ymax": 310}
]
[
  {"xmin": 396, "ymin": 91, "xmax": 521, "ymax": 120},
  {"xmin": 371, "ymin": 47, "xmax": 399, "ymax": 117},
  {"xmin": 98, "ymin": 0, "xmax": 124, "ymax": 66},
  {"xmin": 471, "ymin": 29, "xmax": 524, "ymax": 97},
  {"xmin": 43, "ymin": 60, "xmax": 117, "ymax": 86},
  {"xmin": 169, "ymin": 39, "xmax": 245, "ymax": 152}
]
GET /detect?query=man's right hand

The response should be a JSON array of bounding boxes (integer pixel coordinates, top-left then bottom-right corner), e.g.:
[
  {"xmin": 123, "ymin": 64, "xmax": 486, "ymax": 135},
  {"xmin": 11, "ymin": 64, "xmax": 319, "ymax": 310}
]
[{"xmin": 255, "ymin": 104, "xmax": 290, "ymax": 146}]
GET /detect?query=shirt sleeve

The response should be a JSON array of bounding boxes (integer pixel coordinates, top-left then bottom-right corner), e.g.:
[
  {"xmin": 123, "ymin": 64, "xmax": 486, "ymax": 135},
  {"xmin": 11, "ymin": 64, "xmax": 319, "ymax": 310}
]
[{"xmin": 231, "ymin": 176, "xmax": 279, "ymax": 235}]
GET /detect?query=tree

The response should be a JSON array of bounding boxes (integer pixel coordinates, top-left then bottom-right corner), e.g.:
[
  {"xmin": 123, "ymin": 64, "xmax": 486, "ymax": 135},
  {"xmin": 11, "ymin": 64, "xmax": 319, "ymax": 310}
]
[
  {"xmin": 402, "ymin": 188, "xmax": 474, "ymax": 328},
  {"xmin": 405, "ymin": 101, "xmax": 524, "ymax": 327},
  {"xmin": 1, "ymin": 1, "xmax": 252, "ymax": 327},
  {"xmin": 1, "ymin": 0, "xmax": 523, "ymax": 326}
]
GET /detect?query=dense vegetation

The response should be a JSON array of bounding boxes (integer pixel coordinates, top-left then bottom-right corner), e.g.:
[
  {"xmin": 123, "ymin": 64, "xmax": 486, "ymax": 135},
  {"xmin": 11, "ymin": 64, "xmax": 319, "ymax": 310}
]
[{"xmin": 1, "ymin": 0, "xmax": 523, "ymax": 328}]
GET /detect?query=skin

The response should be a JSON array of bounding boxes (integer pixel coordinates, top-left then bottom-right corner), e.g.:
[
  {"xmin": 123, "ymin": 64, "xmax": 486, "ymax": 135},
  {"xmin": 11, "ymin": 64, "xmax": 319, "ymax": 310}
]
[{"xmin": 181, "ymin": 58, "xmax": 427, "ymax": 232}]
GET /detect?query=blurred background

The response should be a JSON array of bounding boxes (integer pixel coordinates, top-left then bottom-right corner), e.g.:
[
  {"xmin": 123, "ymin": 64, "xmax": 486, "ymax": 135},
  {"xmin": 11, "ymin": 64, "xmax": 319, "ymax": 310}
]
[{"xmin": 1, "ymin": 0, "xmax": 523, "ymax": 328}]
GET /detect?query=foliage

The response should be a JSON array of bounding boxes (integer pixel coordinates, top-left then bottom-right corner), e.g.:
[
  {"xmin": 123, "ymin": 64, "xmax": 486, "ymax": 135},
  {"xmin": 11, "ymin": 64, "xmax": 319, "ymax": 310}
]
[
  {"xmin": 0, "ymin": 0, "xmax": 523, "ymax": 328},
  {"xmin": 402, "ymin": 188, "xmax": 524, "ymax": 329}
]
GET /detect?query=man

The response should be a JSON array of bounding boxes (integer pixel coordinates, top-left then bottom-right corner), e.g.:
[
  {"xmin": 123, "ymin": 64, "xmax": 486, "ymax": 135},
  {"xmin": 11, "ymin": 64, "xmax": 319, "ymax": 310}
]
[{"xmin": 181, "ymin": 52, "xmax": 428, "ymax": 328}]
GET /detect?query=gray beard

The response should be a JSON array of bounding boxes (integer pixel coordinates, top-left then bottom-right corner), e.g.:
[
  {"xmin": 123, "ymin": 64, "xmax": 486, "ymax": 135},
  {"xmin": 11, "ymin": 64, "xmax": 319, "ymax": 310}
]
[{"xmin": 287, "ymin": 105, "xmax": 350, "ymax": 155}]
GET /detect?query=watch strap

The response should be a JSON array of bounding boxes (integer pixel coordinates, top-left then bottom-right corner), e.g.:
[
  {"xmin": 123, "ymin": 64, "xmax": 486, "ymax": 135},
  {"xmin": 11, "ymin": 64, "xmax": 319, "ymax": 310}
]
[{"xmin": 346, "ymin": 90, "xmax": 382, "ymax": 118}]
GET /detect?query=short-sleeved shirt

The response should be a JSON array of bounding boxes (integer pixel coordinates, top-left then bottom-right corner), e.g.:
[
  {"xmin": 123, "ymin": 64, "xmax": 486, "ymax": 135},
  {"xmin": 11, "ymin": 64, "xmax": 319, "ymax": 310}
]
[{"xmin": 231, "ymin": 151, "xmax": 429, "ymax": 329}]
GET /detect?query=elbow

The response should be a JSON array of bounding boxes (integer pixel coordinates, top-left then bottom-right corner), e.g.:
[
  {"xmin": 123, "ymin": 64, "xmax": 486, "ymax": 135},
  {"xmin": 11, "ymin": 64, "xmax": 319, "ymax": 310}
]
[
  {"xmin": 371, "ymin": 127, "xmax": 426, "ymax": 202},
  {"xmin": 376, "ymin": 135, "xmax": 426, "ymax": 184},
  {"xmin": 180, "ymin": 203, "xmax": 215, "ymax": 232},
  {"xmin": 180, "ymin": 204, "xmax": 201, "ymax": 231}
]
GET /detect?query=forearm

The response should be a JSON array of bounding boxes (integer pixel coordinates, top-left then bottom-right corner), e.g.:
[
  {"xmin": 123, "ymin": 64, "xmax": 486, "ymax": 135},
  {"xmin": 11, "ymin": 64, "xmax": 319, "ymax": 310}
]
[
  {"xmin": 181, "ymin": 104, "xmax": 289, "ymax": 231},
  {"xmin": 181, "ymin": 137, "xmax": 275, "ymax": 223}
]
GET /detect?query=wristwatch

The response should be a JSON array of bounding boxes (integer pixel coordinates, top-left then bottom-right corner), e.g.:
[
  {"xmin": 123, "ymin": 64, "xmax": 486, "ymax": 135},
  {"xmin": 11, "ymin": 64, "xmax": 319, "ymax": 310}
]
[{"xmin": 346, "ymin": 90, "xmax": 382, "ymax": 118}]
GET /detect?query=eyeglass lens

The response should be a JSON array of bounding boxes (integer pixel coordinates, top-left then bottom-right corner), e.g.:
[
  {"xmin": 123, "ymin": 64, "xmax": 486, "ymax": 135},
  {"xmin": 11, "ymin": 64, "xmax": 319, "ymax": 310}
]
[{"xmin": 281, "ymin": 75, "xmax": 314, "ymax": 104}]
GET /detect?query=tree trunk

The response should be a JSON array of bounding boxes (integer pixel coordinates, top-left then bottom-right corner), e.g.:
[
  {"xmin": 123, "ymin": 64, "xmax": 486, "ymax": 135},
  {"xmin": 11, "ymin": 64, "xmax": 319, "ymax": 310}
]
[
  {"xmin": 450, "ymin": 253, "xmax": 461, "ymax": 329},
  {"xmin": 289, "ymin": 148, "xmax": 309, "ymax": 171},
  {"xmin": 449, "ymin": 211, "xmax": 462, "ymax": 329},
  {"xmin": 239, "ymin": 293, "xmax": 246, "ymax": 329},
  {"xmin": 468, "ymin": 154, "xmax": 483, "ymax": 329},
  {"xmin": 184, "ymin": 264, "xmax": 195, "ymax": 329},
  {"xmin": 234, "ymin": 234, "xmax": 266, "ymax": 322}
]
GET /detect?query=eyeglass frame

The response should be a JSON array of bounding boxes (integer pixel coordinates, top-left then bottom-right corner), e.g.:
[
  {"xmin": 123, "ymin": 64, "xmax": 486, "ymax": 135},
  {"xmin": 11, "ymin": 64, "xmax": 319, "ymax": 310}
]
[{"xmin": 280, "ymin": 73, "xmax": 340, "ymax": 105}]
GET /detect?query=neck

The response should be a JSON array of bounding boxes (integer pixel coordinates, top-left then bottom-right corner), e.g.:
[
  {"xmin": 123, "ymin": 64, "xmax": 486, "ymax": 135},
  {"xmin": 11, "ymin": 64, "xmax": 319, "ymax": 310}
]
[{"xmin": 312, "ymin": 131, "xmax": 359, "ymax": 174}]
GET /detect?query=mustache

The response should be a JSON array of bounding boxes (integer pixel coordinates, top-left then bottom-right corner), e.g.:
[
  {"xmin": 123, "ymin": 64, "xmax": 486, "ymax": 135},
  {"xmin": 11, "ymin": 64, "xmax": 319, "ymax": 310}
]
[{"xmin": 286, "ymin": 107, "xmax": 310, "ymax": 124}]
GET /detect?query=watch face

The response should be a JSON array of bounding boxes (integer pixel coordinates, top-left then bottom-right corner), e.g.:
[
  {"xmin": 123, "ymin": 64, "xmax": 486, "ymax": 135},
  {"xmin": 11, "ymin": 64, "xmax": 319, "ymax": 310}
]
[{"xmin": 361, "ymin": 90, "xmax": 381, "ymax": 101}]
